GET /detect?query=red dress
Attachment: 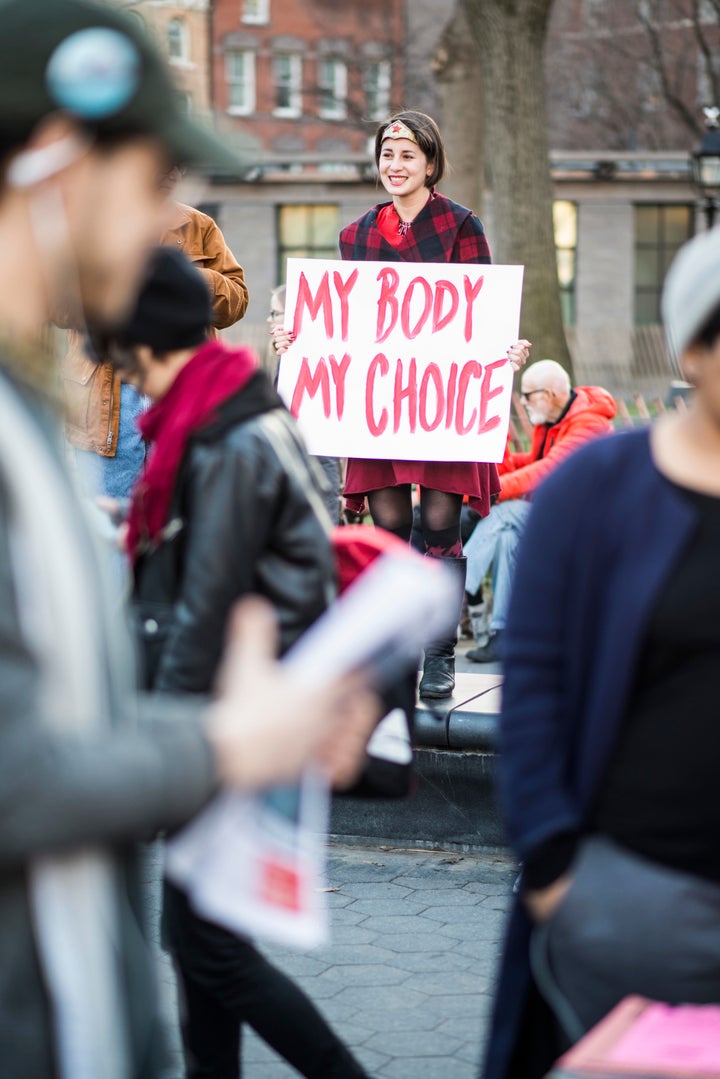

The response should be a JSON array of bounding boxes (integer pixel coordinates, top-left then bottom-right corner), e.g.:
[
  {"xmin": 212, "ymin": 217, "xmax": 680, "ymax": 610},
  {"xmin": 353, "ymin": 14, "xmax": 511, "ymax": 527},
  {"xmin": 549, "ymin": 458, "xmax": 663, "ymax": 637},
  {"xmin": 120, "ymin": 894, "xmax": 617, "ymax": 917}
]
[{"xmin": 340, "ymin": 194, "xmax": 501, "ymax": 518}]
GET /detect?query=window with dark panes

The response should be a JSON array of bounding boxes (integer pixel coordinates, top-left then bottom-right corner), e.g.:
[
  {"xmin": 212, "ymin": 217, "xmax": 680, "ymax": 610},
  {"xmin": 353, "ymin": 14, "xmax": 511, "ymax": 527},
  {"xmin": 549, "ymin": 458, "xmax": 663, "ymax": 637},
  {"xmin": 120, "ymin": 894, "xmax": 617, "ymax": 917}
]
[
  {"xmin": 634, "ymin": 205, "xmax": 694, "ymax": 325},
  {"xmin": 553, "ymin": 201, "xmax": 577, "ymax": 327},
  {"xmin": 276, "ymin": 204, "xmax": 340, "ymax": 283},
  {"xmin": 318, "ymin": 59, "xmax": 347, "ymax": 120},
  {"xmin": 167, "ymin": 18, "xmax": 188, "ymax": 63},
  {"xmin": 243, "ymin": 0, "xmax": 269, "ymax": 24},
  {"xmin": 273, "ymin": 54, "xmax": 302, "ymax": 117},
  {"xmin": 365, "ymin": 60, "xmax": 391, "ymax": 121},
  {"xmin": 226, "ymin": 50, "xmax": 255, "ymax": 115}
]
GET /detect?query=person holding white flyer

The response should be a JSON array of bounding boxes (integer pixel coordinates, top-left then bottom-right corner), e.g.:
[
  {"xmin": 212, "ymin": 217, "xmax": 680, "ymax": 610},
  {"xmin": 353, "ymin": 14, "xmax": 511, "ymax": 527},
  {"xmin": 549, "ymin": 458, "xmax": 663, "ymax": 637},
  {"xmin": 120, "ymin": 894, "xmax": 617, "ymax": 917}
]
[
  {"xmin": 273, "ymin": 110, "xmax": 531, "ymax": 700},
  {"xmin": 95, "ymin": 247, "xmax": 371, "ymax": 1079}
]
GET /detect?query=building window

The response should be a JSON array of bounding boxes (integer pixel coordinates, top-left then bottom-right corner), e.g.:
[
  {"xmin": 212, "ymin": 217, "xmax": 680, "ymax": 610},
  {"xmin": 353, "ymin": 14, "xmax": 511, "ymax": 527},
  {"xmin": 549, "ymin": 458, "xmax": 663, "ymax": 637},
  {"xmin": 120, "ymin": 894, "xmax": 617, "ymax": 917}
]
[
  {"xmin": 364, "ymin": 60, "xmax": 391, "ymax": 121},
  {"xmin": 273, "ymin": 54, "xmax": 302, "ymax": 117},
  {"xmin": 243, "ymin": 0, "xmax": 269, "ymax": 24},
  {"xmin": 277, "ymin": 204, "xmax": 340, "ymax": 282},
  {"xmin": 634, "ymin": 204, "xmax": 694, "ymax": 325},
  {"xmin": 167, "ymin": 18, "xmax": 189, "ymax": 64},
  {"xmin": 226, "ymin": 51, "xmax": 256, "ymax": 115},
  {"xmin": 553, "ymin": 200, "xmax": 577, "ymax": 327},
  {"xmin": 318, "ymin": 59, "xmax": 347, "ymax": 120}
]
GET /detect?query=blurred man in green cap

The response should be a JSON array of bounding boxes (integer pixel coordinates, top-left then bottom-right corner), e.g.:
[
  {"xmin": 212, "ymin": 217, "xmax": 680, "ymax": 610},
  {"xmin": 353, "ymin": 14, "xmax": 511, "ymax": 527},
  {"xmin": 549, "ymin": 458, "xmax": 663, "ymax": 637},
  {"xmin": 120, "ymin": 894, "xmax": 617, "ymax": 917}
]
[{"xmin": 0, "ymin": 2, "xmax": 379, "ymax": 1077}]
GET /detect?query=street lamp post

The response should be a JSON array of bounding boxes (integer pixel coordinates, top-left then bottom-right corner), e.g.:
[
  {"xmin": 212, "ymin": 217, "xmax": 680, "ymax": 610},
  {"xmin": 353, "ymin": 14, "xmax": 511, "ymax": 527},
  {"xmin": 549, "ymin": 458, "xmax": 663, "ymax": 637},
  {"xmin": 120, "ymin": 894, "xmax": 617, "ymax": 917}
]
[{"xmin": 691, "ymin": 107, "xmax": 720, "ymax": 230}]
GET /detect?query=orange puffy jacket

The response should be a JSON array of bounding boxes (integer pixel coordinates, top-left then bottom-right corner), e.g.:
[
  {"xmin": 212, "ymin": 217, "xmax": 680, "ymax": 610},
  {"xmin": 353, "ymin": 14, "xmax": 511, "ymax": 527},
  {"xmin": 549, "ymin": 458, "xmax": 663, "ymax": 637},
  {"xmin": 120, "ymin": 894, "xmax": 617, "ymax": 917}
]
[{"xmin": 498, "ymin": 386, "xmax": 616, "ymax": 502}]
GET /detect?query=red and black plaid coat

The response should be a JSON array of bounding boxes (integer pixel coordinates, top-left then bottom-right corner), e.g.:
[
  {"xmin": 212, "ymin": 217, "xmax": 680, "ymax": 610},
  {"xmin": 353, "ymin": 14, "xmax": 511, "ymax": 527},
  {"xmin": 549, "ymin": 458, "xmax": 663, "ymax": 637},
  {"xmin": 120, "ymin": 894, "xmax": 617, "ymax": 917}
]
[
  {"xmin": 338, "ymin": 191, "xmax": 491, "ymax": 264},
  {"xmin": 339, "ymin": 191, "xmax": 500, "ymax": 517}
]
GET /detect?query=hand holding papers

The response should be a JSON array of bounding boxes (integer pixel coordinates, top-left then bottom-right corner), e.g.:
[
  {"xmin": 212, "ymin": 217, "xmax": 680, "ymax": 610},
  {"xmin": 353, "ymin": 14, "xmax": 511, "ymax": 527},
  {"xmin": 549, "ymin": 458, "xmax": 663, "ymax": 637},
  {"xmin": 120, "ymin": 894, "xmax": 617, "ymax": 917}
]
[{"xmin": 166, "ymin": 550, "xmax": 460, "ymax": 948}]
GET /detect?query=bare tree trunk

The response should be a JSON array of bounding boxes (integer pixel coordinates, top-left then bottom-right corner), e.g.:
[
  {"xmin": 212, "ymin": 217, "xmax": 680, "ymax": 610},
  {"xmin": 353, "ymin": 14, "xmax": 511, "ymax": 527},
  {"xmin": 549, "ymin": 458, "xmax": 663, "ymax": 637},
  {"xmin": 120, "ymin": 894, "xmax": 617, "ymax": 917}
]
[
  {"xmin": 460, "ymin": 0, "xmax": 572, "ymax": 374},
  {"xmin": 433, "ymin": 5, "xmax": 485, "ymax": 214}
]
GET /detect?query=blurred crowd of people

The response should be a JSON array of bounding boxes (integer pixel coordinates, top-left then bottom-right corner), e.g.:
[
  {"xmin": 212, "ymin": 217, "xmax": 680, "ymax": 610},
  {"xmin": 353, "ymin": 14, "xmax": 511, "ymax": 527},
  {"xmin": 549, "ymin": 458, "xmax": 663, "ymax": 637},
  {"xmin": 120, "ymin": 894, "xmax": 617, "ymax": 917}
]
[{"xmin": 1, "ymin": 2, "xmax": 718, "ymax": 1079}]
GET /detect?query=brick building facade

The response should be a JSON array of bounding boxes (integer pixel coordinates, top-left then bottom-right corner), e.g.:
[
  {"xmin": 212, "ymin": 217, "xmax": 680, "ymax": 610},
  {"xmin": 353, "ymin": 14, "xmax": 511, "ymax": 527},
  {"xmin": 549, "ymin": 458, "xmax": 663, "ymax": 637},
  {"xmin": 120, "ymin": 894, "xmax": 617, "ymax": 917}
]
[
  {"xmin": 114, "ymin": 1, "xmax": 719, "ymax": 392},
  {"xmin": 211, "ymin": 0, "xmax": 405, "ymax": 165},
  {"xmin": 125, "ymin": 0, "xmax": 212, "ymax": 117}
]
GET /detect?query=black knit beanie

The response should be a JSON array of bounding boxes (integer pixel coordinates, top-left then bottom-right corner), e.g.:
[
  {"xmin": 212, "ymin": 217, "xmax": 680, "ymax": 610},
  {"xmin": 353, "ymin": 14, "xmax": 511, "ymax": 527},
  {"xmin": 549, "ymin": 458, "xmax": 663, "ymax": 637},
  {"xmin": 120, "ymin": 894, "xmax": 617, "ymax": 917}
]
[{"xmin": 117, "ymin": 245, "xmax": 212, "ymax": 353}]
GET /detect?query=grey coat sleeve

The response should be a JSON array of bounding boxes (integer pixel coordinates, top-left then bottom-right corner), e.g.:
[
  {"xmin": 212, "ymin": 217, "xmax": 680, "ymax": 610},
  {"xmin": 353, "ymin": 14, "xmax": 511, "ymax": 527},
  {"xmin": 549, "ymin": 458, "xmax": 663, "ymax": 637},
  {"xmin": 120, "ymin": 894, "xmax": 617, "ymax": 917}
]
[{"xmin": 0, "ymin": 491, "xmax": 219, "ymax": 869}]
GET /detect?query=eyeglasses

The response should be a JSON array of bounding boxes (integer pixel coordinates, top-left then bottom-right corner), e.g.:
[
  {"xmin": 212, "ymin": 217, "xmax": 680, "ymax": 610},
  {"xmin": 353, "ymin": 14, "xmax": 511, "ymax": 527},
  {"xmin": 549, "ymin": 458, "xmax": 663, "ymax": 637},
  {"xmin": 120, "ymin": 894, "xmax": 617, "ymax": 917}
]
[{"xmin": 520, "ymin": 388, "xmax": 548, "ymax": 401}]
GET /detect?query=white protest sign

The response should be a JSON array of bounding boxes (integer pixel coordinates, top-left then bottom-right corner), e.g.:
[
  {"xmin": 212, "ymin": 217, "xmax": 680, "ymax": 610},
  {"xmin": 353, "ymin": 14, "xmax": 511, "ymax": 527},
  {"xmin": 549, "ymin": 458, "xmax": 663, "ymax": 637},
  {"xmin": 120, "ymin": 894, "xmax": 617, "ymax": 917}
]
[{"xmin": 276, "ymin": 258, "xmax": 524, "ymax": 462}]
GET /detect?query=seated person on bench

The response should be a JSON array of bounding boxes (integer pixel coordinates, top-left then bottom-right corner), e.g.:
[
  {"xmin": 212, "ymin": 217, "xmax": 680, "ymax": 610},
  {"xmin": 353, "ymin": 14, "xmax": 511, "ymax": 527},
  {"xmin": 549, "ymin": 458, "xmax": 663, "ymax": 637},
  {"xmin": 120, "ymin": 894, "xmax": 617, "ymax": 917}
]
[{"xmin": 465, "ymin": 360, "xmax": 616, "ymax": 662}]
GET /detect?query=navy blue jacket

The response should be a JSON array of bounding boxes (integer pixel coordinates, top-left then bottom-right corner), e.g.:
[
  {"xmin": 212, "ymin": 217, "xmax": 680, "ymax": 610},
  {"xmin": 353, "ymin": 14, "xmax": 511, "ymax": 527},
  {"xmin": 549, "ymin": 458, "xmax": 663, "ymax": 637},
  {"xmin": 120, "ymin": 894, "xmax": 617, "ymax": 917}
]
[{"xmin": 483, "ymin": 428, "xmax": 699, "ymax": 1079}]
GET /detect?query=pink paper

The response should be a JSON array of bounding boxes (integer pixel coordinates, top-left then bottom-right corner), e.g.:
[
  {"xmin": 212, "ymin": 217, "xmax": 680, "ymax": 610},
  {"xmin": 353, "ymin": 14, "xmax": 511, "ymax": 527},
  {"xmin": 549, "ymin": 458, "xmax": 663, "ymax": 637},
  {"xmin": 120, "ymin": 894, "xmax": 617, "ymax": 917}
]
[{"xmin": 606, "ymin": 1003, "xmax": 720, "ymax": 1074}]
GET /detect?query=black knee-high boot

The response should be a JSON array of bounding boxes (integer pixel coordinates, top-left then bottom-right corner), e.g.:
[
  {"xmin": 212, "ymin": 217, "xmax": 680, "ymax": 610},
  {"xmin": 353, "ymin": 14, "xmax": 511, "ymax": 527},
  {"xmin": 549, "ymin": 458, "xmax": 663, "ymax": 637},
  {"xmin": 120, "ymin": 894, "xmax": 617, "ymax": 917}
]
[{"xmin": 418, "ymin": 554, "xmax": 466, "ymax": 699}]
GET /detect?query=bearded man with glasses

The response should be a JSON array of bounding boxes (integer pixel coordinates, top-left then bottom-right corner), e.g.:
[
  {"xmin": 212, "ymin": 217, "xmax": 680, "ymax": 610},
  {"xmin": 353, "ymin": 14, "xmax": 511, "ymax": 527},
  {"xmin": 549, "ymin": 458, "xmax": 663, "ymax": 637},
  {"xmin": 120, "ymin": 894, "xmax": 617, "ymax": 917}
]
[{"xmin": 464, "ymin": 359, "xmax": 617, "ymax": 663}]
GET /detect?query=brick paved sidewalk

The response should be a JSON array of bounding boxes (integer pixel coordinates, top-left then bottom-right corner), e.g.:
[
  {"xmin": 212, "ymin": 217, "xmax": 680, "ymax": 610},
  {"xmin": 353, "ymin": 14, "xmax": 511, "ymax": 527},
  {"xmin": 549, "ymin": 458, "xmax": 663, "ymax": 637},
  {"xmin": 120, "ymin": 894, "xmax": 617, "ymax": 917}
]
[{"xmin": 158, "ymin": 844, "xmax": 516, "ymax": 1078}]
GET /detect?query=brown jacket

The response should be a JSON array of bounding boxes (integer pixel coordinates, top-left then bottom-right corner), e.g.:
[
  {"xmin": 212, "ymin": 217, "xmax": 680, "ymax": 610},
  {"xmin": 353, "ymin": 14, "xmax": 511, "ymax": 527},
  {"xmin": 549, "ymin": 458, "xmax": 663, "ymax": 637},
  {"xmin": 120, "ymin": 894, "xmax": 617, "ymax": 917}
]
[
  {"xmin": 62, "ymin": 203, "xmax": 249, "ymax": 455},
  {"xmin": 163, "ymin": 202, "xmax": 249, "ymax": 328}
]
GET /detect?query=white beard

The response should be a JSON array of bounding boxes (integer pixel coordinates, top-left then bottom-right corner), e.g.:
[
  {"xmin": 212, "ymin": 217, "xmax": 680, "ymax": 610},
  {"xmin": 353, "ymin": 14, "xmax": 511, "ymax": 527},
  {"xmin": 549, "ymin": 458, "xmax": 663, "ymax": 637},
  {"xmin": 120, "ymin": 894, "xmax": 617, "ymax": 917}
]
[{"xmin": 526, "ymin": 406, "xmax": 548, "ymax": 426}]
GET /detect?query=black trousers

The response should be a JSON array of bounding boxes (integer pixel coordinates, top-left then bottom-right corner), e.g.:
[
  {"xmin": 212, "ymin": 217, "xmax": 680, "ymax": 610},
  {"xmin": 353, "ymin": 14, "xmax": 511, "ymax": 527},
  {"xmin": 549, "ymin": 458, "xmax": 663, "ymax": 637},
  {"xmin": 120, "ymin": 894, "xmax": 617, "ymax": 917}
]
[{"xmin": 163, "ymin": 883, "xmax": 367, "ymax": 1079}]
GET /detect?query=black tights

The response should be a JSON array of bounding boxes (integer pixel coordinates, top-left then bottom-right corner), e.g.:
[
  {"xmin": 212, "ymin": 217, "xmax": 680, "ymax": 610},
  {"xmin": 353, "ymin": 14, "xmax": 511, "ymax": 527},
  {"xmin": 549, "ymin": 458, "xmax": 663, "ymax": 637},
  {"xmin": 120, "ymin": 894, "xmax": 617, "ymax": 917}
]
[{"xmin": 367, "ymin": 485, "xmax": 463, "ymax": 557}]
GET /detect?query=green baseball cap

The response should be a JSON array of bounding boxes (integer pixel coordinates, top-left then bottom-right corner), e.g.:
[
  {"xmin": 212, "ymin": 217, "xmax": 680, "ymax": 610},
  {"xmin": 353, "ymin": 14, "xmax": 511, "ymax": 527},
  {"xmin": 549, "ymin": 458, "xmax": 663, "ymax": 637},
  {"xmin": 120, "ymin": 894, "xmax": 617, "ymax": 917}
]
[{"xmin": 0, "ymin": 0, "xmax": 247, "ymax": 173}]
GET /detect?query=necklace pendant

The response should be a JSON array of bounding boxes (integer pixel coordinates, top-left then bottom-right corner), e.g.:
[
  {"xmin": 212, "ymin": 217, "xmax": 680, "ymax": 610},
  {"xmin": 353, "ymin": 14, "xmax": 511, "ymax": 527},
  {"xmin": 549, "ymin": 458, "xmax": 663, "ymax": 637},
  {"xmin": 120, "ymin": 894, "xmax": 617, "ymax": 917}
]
[{"xmin": 397, "ymin": 220, "xmax": 412, "ymax": 237}]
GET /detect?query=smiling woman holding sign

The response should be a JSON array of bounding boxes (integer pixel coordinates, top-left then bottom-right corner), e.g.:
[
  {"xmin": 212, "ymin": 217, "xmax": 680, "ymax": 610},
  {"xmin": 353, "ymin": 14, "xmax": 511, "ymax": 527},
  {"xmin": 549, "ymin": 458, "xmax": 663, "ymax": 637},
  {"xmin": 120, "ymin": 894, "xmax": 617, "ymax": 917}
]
[{"xmin": 275, "ymin": 111, "xmax": 530, "ymax": 698}]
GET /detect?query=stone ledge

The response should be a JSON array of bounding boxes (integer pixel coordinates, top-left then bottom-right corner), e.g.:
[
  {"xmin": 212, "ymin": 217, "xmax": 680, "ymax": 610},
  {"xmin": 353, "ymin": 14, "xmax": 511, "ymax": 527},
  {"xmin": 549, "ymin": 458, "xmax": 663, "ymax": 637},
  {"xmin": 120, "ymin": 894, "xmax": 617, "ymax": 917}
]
[{"xmin": 332, "ymin": 743, "xmax": 505, "ymax": 850}]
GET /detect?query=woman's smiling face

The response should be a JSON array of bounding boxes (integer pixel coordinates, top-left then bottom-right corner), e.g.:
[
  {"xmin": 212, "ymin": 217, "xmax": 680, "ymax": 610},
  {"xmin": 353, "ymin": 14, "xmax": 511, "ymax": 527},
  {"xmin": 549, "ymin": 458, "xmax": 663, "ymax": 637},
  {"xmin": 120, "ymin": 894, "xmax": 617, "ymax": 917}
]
[{"xmin": 378, "ymin": 137, "xmax": 433, "ymax": 199}]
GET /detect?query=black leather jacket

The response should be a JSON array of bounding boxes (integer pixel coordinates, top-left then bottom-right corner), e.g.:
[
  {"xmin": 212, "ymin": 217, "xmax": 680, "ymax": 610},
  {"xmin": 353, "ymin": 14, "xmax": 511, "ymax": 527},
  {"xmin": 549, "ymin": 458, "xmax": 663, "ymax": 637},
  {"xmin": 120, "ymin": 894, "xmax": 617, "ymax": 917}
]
[{"xmin": 133, "ymin": 372, "xmax": 335, "ymax": 692}]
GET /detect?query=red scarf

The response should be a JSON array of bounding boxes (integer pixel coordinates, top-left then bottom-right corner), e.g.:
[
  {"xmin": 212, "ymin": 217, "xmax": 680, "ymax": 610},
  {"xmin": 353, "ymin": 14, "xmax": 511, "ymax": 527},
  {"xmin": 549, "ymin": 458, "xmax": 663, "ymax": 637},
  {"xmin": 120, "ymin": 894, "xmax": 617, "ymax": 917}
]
[{"xmin": 126, "ymin": 340, "xmax": 256, "ymax": 561}]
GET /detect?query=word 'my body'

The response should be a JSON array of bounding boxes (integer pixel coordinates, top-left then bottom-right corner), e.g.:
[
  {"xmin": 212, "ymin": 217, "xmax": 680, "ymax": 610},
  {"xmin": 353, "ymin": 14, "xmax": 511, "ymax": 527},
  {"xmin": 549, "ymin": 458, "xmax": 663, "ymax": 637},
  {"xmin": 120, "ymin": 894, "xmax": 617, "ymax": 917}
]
[{"xmin": 292, "ymin": 266, "xmax": 485, "ymax": 346}]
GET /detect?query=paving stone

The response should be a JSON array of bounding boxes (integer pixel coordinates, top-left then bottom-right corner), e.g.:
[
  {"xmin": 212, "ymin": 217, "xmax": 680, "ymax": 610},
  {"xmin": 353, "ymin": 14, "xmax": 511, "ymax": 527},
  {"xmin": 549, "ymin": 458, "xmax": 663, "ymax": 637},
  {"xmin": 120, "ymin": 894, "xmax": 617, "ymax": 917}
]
[
  {"xmin": 339, "ymin": 881, "xmax": 415, "ymax": 899},
  {"xmin": 347, "ymin": 897, "xmax": 429, "ymax": 917},
  {"xmin": 417, "ymin": 887, "xmax": 487, "ymax": 906},
  {"xmin": 391, "ymin": 950, "xmax": 476, "ymax": 974},
  {"xmin": 325, "ymin": 891, "xmax": 357, "ymax": 908},
  {"xmin": 149, "ymin": 843, "xmax": 514, "ymax": 1078},
  {"xmin": 304, "ymin": 998, "xmax": 358, "ymax": 1024},
  {"xmin": 353, "ymin": 1045, "xmax": 393, "ymax": 1074},
  {"xmin": 381, "ymin": 931, "xmax": 464, "ymax": 953},
  {"xmin": 327, "ymin": 862, "xmax": 403, "ymax": 882},
  {"xmin": 454, "ymin": 937, "xmax": 505, "ymax": 965},
  {"xmin": 264, "ymin": 953, "xmax": 329, "ymax": 978},
  {"xmin": 455, "ymin": 1040, "xmax": 486, "ymax": 1065},
  {"xmin": 322, "ymin": 925, "xmax": 380, "ymax": 946},
  {"xmin": 327, "ymin": 906, "xmax": 369, "ymax": 925},
  {"xmin": 379, "ymin": 1055, "xmax": 479, "ymax": 1078},
  {"xmin": 478, "ymin": 893, "xmax": 514, "ymax": 910},
  {"xmin": 364, "ymin": 1028, "xmax": 463, "ymax": 1057},
  {"xmin": 326, "ymin": 1021, "xmax": 376, "ymax": 1047},
  {"xmin": 319, "ymin": 962, "xmax": 412, "ymax": 987},
  {"xmin": 417, "ymin": 905, "xmax": 485, "ymax": 925},
  {"xmin": 437, "ymin": 1012, "xmax": 491, "ymax": 1040},
  {"xmin": 351, "ymin": 1007, "xmax": 446, "ymax": 1034},
  {"xmin": 416, "ymin": 969, "xmax": 486, "ymax": 995},
  {"xmin": 312, "ymin": 943, "xmax": 397, "ymax": 965},
  {"xmin": 332, "ymin": 983, "xmax": 430, "ymax": 1011},
  {"xmin": 434, "ymin": 916, "xmax": 507, "ymax": 941},
  {"xmin": 393, "ymin": 873, "xmax": 477, "ymax": 889},
  {"xmin": 427, "ymin": 991, "xmax": 494, "ymax": 1016},
  {"xmin": 461, "ymin": 864, "xmax": 517, "ymax": 885},
  {"xmin": 356, "ymin": 913, "xmax": 441, "ymax": 935}
]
